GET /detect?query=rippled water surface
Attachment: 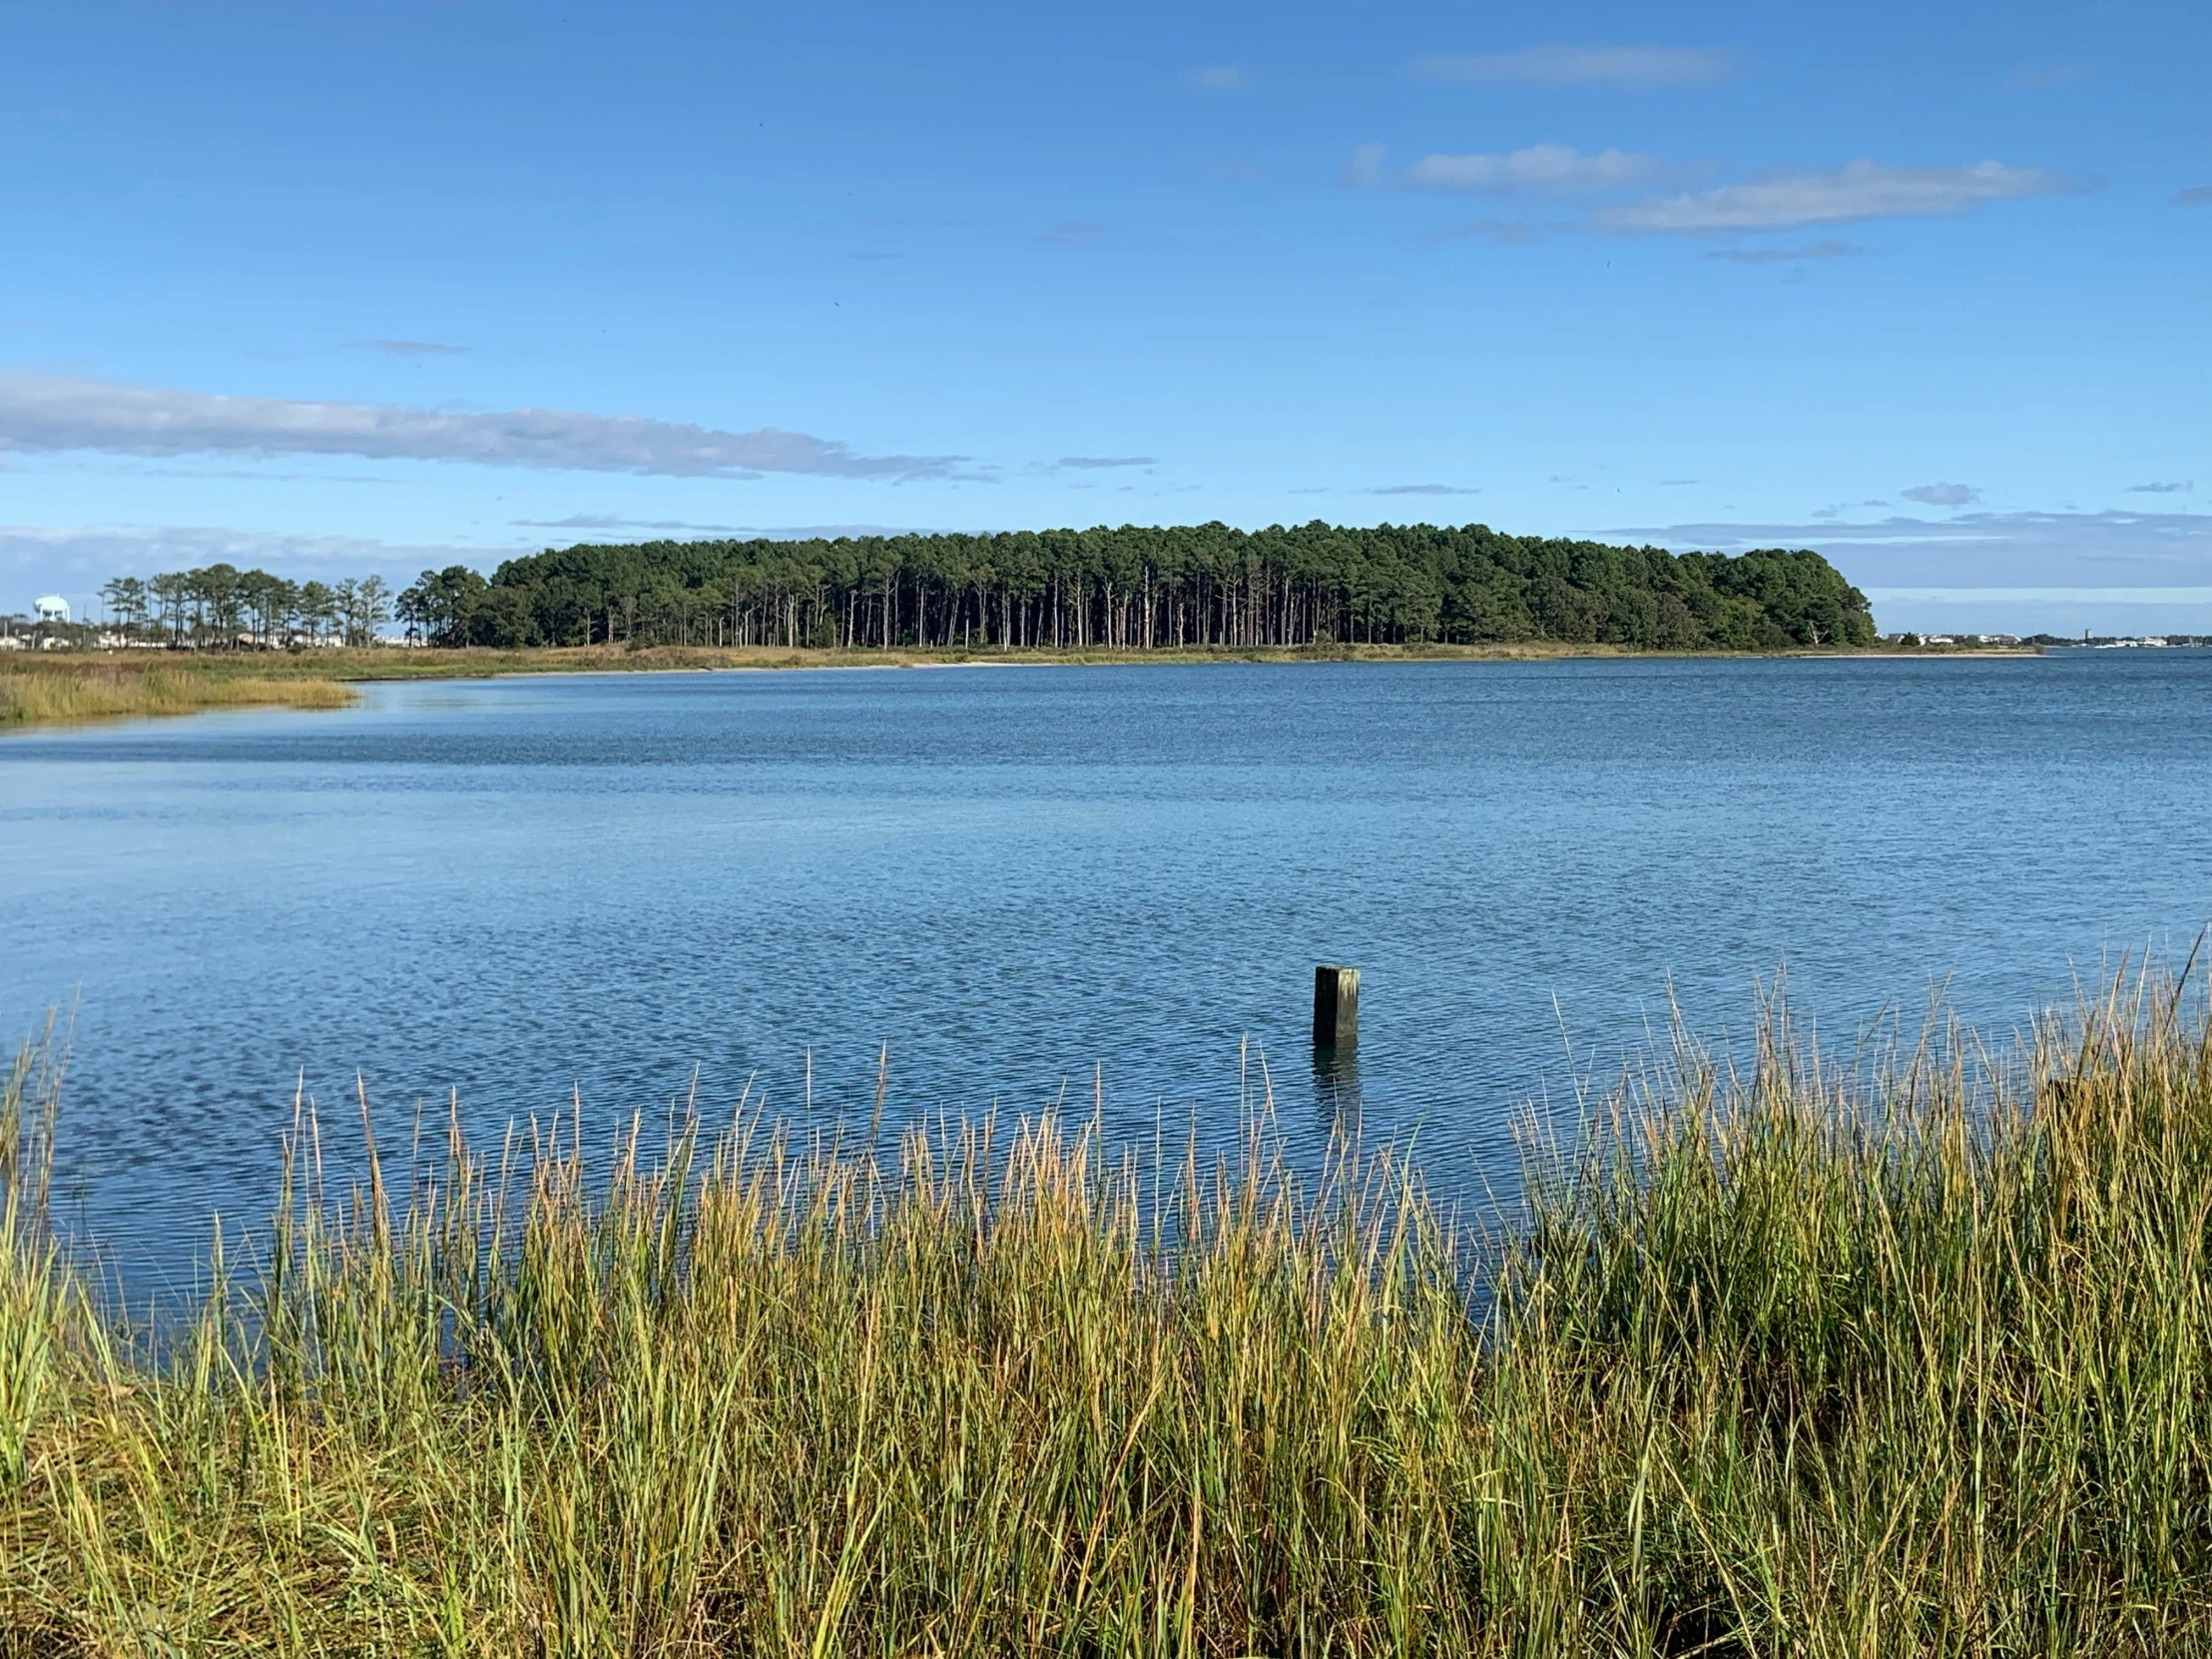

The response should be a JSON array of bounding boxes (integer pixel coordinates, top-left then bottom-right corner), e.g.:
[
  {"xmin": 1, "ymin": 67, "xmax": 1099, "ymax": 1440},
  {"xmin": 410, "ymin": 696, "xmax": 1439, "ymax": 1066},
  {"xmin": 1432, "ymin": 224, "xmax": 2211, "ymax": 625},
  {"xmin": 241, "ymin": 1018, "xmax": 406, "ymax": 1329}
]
[{"xmin": 5, "ymin": 654, "xmax": 2211, "ymax": 1270}]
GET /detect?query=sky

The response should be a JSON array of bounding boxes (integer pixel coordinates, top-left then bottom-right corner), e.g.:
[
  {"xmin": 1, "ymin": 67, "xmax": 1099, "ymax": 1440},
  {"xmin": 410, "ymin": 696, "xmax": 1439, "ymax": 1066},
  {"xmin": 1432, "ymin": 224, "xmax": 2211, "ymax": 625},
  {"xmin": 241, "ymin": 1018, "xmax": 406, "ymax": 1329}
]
[{"xmin": 3, "ymin": 0, "xmax": 2208, "ymax": 635}]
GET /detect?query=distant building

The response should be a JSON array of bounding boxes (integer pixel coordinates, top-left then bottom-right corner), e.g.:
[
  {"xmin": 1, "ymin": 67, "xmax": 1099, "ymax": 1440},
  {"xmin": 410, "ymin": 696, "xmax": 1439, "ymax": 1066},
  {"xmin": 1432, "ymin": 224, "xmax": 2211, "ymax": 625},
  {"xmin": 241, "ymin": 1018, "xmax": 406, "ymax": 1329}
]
[{"xmin": 33, "ymin": 594, "xmax": 70, "ymax": 624}]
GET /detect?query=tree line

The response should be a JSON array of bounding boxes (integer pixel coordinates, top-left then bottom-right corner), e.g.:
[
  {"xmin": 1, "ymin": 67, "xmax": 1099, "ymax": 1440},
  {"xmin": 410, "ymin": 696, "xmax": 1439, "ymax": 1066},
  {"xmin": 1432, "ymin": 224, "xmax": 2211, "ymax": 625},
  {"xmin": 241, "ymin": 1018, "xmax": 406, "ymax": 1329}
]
[
  {"xmin": 97, "ymin": 569, "xmax": 394, "ymax": 648},
  {"xmin": 85, "ymin": 524, "xmax": 1877, "ymax": 655},
  {"xmin": 412, "ymin": 523, "xmax": 1874, "ymax": 652}
]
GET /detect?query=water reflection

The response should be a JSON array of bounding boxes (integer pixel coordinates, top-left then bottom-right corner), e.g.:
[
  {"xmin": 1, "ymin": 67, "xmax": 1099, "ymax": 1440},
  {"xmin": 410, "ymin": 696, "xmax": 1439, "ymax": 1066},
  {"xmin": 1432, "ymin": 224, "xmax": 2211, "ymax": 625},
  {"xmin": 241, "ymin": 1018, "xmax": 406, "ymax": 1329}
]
[{"xmin": 1311, "ymin": 1042, "xmax": 1364, "ymax": 1132}]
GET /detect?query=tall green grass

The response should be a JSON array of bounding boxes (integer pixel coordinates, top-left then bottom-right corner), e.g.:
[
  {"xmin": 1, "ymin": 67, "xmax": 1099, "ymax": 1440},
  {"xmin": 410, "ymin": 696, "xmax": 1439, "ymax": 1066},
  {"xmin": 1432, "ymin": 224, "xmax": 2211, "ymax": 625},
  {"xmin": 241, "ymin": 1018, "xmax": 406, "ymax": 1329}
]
[{"xmin": 5, "ymin": 977, "xmax": 2212, "ymax": 1654}]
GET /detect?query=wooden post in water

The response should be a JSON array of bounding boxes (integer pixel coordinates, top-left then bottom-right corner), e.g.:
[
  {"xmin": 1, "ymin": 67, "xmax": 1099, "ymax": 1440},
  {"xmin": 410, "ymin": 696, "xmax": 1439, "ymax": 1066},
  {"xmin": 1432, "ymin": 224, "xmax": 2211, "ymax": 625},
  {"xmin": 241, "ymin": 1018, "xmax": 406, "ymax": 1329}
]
[{"xmin": 1314, "ymin": 964, "xmax": 1360, "ymax": 1048}]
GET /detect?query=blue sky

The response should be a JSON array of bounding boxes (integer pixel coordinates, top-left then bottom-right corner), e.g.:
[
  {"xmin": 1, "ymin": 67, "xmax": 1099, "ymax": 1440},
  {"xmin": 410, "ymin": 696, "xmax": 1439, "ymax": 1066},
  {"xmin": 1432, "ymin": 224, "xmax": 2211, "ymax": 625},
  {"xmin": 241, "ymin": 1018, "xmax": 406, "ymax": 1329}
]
[{"xmin": 4, "ymin": 0, "xmax": 2207, "ymax": 633}]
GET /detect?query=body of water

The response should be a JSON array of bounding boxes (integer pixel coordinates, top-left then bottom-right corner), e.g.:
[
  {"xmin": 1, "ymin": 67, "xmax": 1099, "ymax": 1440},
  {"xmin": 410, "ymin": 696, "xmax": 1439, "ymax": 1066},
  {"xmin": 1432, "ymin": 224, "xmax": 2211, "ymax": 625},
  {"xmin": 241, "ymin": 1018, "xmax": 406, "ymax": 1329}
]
[{"xmin": 5, "ymin": 654, "xmax": 2210, "ymax": 1272}]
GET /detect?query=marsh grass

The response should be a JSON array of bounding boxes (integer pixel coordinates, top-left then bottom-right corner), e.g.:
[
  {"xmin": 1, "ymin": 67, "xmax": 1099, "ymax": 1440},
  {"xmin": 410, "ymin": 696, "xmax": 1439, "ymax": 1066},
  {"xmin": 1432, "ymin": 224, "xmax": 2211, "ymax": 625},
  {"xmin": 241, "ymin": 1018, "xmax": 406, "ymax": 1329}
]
[
  {"xmin": 0, "ymin": 636, "xmax": 1697, "ymax": 734},
  {"xmin": 0, "ymin": 635, "xmax": 1772, "ymax": 732},
  {"xmin": 0, "ymin": 660, "xmax": 355, "ymax": 728},
  {"xmin": 6, "ymin": 975, "xmax": 2212, "ymax": 1654}
]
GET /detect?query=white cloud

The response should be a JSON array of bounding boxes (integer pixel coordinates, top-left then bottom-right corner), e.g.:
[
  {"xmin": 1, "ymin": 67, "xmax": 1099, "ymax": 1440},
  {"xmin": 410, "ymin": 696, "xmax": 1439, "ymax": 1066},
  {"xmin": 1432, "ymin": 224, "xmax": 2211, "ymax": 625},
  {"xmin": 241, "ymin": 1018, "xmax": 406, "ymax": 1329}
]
[
  {"xmin": 1408, "ymin": 46, "xmax": 1731, "ymax": 87},
  {"xmin": 1597, "ymin": 161, "xmax": 2071, "ymax": 232},
  {"xmin": 1401, "ymin": 144, "xmax": 1655, "ymax": 194},
  {"xmin": 2129, "ymin": 481, "xmax": 2193, "ymax": 494},
  {"xmin": 1365, "ymin": 483, "xmax": 1481, "ymax": 496},
  {"xmin": 1904, "ymin": 482, "xmax": 1980, "ymax": 506},
  {"xmin": 0, "ymin": 372, "xmax": 964, "ymax": 480},
  {"xmin": 1056, "ymin": 456, "xmax": 1156, "ymax": 469},
  {"xmin": 1189, "ymin": 65, "xmax": 1251, "ymax": 91}
]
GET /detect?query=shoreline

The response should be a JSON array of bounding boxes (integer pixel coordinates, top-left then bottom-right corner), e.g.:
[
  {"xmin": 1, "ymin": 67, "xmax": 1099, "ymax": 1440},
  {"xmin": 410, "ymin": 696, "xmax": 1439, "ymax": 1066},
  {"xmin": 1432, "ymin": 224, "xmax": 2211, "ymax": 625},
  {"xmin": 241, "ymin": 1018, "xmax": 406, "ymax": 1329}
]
[{"xmin": 1, "ymin": 639, "xmax": 2047, "ymax": 731}]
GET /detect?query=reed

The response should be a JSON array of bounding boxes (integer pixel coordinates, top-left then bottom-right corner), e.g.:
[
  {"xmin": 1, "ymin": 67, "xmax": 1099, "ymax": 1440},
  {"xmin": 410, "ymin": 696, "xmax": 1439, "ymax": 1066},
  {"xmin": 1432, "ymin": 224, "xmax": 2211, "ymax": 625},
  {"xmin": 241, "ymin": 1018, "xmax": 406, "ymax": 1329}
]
[
  {"xmin": 5, "ymin": 975, "xmax": 2212, "ymax": 1654},
  {"xmin": 0, "ymin": 661, "xmax": 354, "ymax": 728}
]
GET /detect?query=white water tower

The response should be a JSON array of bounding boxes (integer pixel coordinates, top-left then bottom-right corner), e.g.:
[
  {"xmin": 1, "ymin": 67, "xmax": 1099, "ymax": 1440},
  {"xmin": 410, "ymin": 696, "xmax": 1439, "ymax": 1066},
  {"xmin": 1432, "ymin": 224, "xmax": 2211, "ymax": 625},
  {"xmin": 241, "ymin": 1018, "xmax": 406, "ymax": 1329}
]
[{"xmin": 33, "ymin": 594, "xmax": 70, "ymax": 624}]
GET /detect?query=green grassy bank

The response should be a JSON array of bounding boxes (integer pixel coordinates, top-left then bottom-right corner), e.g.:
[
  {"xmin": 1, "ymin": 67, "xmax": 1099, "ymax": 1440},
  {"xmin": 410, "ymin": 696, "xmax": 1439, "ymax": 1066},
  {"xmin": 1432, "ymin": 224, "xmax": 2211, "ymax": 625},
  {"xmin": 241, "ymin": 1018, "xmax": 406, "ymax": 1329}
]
[{"xmin": 5, "ymin": 980, "xmax": 2212, "ymax": 1653}]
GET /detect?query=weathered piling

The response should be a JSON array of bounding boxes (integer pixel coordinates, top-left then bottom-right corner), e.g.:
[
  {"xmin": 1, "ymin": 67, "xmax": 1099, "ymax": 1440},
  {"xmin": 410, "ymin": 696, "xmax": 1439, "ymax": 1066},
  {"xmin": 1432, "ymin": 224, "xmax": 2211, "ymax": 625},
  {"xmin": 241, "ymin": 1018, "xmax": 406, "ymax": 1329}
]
[{"xmin": 1313, "ymin": 964, "xmax": 1359, "ymax": 1048}]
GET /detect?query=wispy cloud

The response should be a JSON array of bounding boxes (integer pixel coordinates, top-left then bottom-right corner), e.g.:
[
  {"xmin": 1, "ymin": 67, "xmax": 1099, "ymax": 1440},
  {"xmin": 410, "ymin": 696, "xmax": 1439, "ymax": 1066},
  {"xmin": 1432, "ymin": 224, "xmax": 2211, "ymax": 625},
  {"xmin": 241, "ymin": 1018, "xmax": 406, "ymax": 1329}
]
[
  {"xmin": 1340, "ymin": 146, "xmax": 1389, "ymax": 190},
  {"xmin": 1056, "ymin": 456, "xmax": 1156, "ymax": 469},
  {"xmin": 1396, "ymin": 144, "xmax": 1656, "ymax": 195},
  {"xmin": 1361, "ymin": 151, "xmax": 2077, "ymax": 241},
  {"xmin": 0, "ymin": 372, "xmax": 965, "ymax": 480},
  {"xmin": 1598, "ymin": 161, "xmax": 2073, "ymax": 233},
  {"xmin": 2175, "ymin": 186, "xmax": 2212, "ymax": 207},
  {"xmin": 1703, "ymin": 239, "xmax": 1860, "ymax": 264},
  {"xmin": 3, "ymin": 519, "xmax": 955, "ymax": 592},
  {"xmin": 513, "ymin": 517, "xmax": 933, "ymax": 540},
  {"xmin": 2130, "ymin": 481, "xmax": 2193, "ymax": 494},
  {"xmin": 1868, "ymin": 585, "xmax": 2212, "ymax": 602},
  {"xmin": 0, "ymin": 522, "xmax": 522, "ymax": 586},
  {"xmin": 1189, "ymin": 65, "xmax": 1251, "ymax": 91},
  {"xmin": 1036, "ymin": 221, "xmax": 1108, "ymax": 246},
  {"xmin": 2005, "ymin": 60, "xmax": 2093, "ymax": 90},
  {"xmin": 1346, "ymin": 143, "xmax": 1652, "ymax": 196},
  {"xmin": 1407, "ymin": 46, "xmax": 1731, "ymax": 88},
  {"xmin": 1611, "ymin": 509, "xmax": 2212, "ymax": 589},
  {"xmin": 1903, "ymin": 482, "xmax": 1981, "ymax": 506},
  {"xmin": 352, "ymin": 338, "xmax": 468, "ymax": 357},
  {"xmin": 512, "ymin": 514, "xmax": 754, "ymax": 533},
  {"xmin": 1365, "ymin": 483, "xmax": 1480, "ymax": 496}
]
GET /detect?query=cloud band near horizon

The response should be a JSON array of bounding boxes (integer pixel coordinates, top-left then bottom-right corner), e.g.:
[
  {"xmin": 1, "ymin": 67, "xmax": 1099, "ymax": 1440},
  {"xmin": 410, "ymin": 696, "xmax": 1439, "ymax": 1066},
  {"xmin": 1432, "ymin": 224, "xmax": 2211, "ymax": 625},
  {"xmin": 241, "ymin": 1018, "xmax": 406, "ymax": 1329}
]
[
  {"xmin": 0, "ymin": 372, "xmax": 965, "ymax": 481},
  {"xmin": 1615, "ymin": 508, "xmax": 2212, "ymax": 588},
  {"xmin": 1350, "ymin": 152, "xmax": 2078, "ymax": 235}
]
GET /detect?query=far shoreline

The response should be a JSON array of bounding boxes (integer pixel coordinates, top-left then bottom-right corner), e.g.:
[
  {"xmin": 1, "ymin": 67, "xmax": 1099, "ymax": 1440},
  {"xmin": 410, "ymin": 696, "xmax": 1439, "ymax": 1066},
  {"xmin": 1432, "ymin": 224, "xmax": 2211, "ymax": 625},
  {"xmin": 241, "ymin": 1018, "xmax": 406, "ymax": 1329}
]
[{"xmin": 1, "ymin": 638, "xmax": 2062, "ymax": 731}]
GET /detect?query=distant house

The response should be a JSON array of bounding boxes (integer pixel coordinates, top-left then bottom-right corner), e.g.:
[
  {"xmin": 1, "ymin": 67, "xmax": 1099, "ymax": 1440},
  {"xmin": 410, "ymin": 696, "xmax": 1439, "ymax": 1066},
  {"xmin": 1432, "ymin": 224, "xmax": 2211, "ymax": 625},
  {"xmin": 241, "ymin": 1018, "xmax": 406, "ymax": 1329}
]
[{"xmin": 34, "ymin": 594, "xmax": 70, "ymax": 624}]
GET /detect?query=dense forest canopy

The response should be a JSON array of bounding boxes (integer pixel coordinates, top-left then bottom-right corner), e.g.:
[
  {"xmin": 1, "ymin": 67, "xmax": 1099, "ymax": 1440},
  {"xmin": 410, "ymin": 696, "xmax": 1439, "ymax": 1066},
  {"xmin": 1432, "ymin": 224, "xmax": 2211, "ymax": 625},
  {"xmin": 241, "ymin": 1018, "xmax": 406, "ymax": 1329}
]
[
  {"xmin": 421, "ymin": 523, "xmax": 1873, "ymax": 652},
  {"xmin": 69, "ymin": 524, "xmax": 1874, "ymax": 653}
]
